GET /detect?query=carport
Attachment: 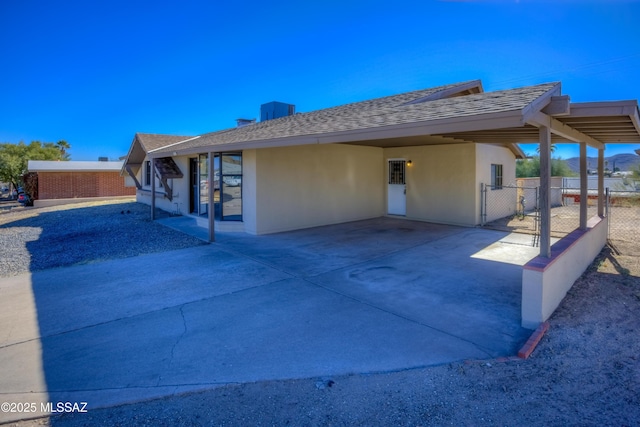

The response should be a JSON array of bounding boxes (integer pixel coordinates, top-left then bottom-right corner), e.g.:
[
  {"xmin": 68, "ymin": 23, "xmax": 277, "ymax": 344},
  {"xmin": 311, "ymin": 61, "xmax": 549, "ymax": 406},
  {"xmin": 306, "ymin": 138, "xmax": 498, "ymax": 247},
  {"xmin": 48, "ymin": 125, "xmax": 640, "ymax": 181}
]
[{"xmin": 135, "ymin": 80, "xmax": 640, "ymax": 329}]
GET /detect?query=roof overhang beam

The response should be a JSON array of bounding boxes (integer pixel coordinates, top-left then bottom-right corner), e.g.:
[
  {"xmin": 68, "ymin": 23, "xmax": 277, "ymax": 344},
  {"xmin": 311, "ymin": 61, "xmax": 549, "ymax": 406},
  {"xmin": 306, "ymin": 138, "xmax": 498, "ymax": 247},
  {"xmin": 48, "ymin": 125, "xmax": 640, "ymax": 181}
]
[
  {"xmin": 542, "ymin": 95, "xmax": 571, "ymax": 116},
  {"xmin": 527, "ymin": 111, "xmax": 604, "ymax": 150}
]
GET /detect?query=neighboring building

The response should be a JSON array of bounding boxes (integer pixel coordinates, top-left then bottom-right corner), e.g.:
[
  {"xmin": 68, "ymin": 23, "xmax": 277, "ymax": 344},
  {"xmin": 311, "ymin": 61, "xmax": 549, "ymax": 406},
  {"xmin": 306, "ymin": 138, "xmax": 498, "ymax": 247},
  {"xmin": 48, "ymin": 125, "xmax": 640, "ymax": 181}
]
[{"xmin": 28, "ymin": 160, "xmax": 136, "ymax": 207}]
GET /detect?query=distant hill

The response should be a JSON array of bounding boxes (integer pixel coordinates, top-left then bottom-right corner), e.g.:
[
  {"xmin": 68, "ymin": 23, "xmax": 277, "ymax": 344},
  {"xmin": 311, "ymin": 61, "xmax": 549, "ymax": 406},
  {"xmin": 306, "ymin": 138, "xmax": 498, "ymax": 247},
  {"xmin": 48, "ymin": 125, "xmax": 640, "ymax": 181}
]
[{"xmin": 565, "ymin": 153, "xmax": 640, "ymax": 173}]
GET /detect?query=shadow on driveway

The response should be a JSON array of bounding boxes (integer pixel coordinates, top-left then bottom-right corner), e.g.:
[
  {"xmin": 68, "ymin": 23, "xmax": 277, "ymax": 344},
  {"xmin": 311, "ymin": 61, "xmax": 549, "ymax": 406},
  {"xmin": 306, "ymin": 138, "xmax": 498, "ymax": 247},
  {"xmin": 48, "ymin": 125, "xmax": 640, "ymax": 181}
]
[{"xmin": 0, "ymin": 213, "xmax": 534, "ymax": 423}]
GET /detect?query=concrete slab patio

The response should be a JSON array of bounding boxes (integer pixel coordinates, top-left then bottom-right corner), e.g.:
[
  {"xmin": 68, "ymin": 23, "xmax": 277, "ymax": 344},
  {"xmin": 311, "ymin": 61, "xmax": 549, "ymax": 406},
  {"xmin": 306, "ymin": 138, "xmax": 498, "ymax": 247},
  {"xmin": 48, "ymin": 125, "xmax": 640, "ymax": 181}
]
[{"xmin": 0, "ymin": 218, "xmax": 539, "ymax": 423}]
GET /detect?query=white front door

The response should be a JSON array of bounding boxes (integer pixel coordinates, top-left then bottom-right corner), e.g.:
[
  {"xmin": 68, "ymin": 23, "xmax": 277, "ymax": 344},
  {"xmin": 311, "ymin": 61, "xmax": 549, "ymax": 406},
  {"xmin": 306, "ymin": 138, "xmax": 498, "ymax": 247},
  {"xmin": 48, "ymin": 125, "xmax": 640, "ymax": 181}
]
[{"xmin": 387, "ymin": 160, "xmax": 406, "ymax": 216}]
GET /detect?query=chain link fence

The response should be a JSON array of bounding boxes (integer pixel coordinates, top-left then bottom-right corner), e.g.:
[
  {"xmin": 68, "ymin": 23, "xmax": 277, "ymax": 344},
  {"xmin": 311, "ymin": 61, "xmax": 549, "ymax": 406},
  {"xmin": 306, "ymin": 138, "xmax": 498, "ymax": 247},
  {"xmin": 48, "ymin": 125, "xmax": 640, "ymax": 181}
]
[
  {"xmin": 480, "ymin": 178, "xmax": 640, "ymax": 245},
  {"xmin": 607, "ymin": 190, "xmax": 640, "ymax": 244}
]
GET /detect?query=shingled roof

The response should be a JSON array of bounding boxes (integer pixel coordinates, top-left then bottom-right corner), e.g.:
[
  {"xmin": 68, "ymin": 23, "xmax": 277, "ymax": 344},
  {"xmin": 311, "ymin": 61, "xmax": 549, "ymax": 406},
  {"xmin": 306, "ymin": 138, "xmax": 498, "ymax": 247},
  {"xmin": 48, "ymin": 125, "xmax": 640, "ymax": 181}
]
[
  {"xmin": 150, "ymin": 81, "xmax": 558, "ymax": 155},
  {"xmin": 121, "ymin": 133, "xmax": 195, "ymax": 180},
  {"xmin": 136, "ymin": 133, "xmax": 195, "ymax": 152},
  {"xmin": 126, "ymin": 80, "xmax": 640, "ymax": 161}
]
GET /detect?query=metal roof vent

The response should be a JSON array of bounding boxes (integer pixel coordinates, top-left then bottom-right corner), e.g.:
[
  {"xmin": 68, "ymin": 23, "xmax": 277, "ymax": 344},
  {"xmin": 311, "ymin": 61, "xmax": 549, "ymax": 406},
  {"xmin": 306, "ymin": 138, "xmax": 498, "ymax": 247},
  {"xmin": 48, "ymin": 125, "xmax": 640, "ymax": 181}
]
[
  {"xmin": 236, "ymin": 118, "xmax": 256, "ymax": 128},
  {"xmin": 260, "ymin": 101, "xmax": 295, "ymax": 121}
]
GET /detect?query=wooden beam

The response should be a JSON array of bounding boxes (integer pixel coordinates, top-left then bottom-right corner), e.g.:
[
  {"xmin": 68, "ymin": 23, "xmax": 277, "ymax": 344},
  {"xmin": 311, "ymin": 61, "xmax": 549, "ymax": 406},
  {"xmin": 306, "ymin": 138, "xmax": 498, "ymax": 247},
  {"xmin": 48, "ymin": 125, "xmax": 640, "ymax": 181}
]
[
  {"xmin": 539, "ymin": 125, "xmax": 551, "ymax": 258},
  {"xmin": 208, "ymin": 152, "xmax": 215, "ymax": 243},
  {"xmin": 629, "ymin": 105, "xmax": 640, "ymax": 137},
  {"xmin": 150, "ymin": 158, "xmax": 156, "ymax": 221},
  {"xmin": 124, "ymin": 165, "xmax": 142, "ymax": 189},
  {"xmin": 159, "ymin": 177, "xmax": 173, "ymax": 201},
  {"xmin": 528, "ymin": 112, "xmax": 605, "ymax": 150},
  {"xmin": 580, "ymin": 142, "xmax": 587, "ymax": 230},
  {"xmin": 598, "ymin": 149, "xmax": 605, "ymax": 217},
  {"xmin": 542, "ymin": 95, "xmax": 570, "ymax": 116}
]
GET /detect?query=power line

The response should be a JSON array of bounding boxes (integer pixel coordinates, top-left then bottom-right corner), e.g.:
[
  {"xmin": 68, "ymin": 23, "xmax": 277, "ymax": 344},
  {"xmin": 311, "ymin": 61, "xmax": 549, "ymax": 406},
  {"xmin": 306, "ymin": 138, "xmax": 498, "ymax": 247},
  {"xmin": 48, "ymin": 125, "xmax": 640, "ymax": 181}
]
[{"xmin": 492, "ymin": 53, "xmax": 640, "ymax": 87}]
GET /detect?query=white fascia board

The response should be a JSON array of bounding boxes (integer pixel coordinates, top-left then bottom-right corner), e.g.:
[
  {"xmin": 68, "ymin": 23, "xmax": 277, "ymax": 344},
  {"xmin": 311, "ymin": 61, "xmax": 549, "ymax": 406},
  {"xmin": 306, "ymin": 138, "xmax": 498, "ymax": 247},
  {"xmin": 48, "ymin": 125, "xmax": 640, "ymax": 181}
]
[
  {"xmin": 29, "ymin": 160, "xmax": 125, "ymax": 172},
  {"xmin": 568, "ymin": 100, "xmax": 639, "ymax": 117},
  {"xmin": 510, "ymin": 143, "xmax": 526, "ymax": 159}
]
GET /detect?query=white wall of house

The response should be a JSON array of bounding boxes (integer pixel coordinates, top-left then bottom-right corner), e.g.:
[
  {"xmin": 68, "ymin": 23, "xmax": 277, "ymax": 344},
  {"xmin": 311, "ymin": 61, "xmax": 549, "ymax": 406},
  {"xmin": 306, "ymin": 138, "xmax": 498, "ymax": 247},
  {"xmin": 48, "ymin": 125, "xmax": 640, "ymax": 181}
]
[
  {"xmin": 246, "ymin": 144, "xmax": 384, "ymax": 235},
  {"xmin": 383, "ymin": 143, "xmax": 478, "ymax": 226},
  {"xmin": 475, "ymin": 144, "xmax": 517, "ymax": 224}
]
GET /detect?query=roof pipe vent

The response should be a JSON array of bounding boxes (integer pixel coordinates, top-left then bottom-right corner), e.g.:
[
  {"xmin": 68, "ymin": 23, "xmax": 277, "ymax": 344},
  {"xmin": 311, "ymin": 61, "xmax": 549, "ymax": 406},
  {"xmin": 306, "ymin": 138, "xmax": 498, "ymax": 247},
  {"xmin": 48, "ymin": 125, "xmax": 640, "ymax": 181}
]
[{"xmin": 236, "ymin": 118, "xmax": 256, "ymax": 128}]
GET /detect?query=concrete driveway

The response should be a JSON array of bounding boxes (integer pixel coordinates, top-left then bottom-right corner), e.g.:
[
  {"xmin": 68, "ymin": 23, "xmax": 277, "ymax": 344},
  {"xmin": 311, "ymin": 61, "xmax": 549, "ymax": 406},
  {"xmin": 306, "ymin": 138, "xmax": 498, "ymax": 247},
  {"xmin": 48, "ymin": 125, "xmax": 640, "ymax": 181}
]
[{"xmin": 0, "ymin": 218, "xmax": 534, "ymax": 422}]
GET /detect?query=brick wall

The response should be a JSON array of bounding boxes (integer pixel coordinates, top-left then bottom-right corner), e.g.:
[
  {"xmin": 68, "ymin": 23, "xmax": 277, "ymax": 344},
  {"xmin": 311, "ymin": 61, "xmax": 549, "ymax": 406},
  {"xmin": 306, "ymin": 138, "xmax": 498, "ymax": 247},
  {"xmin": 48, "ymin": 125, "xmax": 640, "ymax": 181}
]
[{"xmin": 37, "ymin": 172, "xmax": 136, "ymax": 199}]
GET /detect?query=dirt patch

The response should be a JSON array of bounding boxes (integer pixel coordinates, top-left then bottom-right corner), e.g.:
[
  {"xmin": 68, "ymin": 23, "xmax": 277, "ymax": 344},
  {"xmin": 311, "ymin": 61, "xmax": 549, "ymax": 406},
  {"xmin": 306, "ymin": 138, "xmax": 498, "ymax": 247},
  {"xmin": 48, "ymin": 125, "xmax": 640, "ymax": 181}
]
[{"xmin": 6, "ymin": 239, "xmax": 638, "ymax": 426}]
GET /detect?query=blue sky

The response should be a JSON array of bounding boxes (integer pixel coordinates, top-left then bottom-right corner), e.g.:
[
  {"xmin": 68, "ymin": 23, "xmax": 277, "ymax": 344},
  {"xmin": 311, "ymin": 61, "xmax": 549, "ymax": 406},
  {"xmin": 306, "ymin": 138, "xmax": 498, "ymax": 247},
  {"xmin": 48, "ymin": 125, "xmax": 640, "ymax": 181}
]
[{"xmin": 1, "ymin": 0, "xmax": 639, "ymax": 161}]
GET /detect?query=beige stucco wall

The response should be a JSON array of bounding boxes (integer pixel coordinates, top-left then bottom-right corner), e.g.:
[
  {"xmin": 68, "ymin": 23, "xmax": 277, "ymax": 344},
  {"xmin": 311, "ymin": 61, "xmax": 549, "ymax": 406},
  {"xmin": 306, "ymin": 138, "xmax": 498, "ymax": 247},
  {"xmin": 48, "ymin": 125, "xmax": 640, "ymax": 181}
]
[
  {"xmin": 383, "ymin": 143, "xmax": 478, "ymax": 226},
  {"xmin": 133, "ymin": 143, "xmax": 516, "ymax": 232},
  {"xmin": 475, "ymin": 144, "xmax": 517, "ymax": 224},
  {"xmin": 242, "ymin": 149, "xmax": 258, "ymax": 234},
  {"xmin": 521, "ymin": 216, "xmax": 608, "ymax": 329},
  {"xmin": 249, "ymin": 144, "xmax": 384, "ymax": 234}
]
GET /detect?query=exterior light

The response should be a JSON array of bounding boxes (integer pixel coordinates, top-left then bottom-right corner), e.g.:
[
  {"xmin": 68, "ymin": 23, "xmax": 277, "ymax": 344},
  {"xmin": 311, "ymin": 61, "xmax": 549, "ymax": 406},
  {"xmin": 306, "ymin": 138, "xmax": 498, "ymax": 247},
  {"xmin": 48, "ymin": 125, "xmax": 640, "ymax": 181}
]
[{"xmin": 407, "ymin": 160, "xmax": 412, "ymax": 166}]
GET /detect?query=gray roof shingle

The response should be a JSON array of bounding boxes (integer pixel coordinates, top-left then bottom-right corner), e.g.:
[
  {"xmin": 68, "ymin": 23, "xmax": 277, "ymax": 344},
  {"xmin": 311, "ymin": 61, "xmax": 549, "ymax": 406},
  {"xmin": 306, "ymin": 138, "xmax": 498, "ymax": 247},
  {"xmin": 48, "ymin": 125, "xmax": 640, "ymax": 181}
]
[
  {"xmin": 136, "ymin": 133, "xmax": 194, "ymax": 152},
  {"xmin": 152, "ymin": 81, "xmax": 559, "ymax": 154}
]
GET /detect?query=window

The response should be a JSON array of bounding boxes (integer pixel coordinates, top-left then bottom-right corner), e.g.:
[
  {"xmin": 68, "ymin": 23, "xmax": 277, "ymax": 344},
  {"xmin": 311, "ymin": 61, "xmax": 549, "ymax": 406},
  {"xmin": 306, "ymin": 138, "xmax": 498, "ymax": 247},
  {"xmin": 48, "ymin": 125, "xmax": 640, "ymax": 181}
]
[
  {"xmin": 144, "ymin": 160, "xmax": 163, "ymax": 188},
  {"xmin": 388, "ymin": 160, "xmax": 405, "ymax": 185},
  {"xmin": 144, "ymin": 161, "xmax": 151, "ymax": 186},
  {"xmin": 219, "ymin": 153, "xmax": 242, "ymax": 221},
  {"xmin": 491, "ymin": 164, "xmax": 503, "ymax": 190}
]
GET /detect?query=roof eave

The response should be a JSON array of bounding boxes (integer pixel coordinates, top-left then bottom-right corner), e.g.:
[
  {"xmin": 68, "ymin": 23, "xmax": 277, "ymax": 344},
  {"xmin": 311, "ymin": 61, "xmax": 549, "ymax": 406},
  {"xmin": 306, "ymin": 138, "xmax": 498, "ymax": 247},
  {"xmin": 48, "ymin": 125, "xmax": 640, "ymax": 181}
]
[
  {"xmin": 521, "ymin": 82, "xmax": 562, "ymax": 123},
  {"xmin": 162, "ymin": 109, "xmax": 527, "ymax": 156}
]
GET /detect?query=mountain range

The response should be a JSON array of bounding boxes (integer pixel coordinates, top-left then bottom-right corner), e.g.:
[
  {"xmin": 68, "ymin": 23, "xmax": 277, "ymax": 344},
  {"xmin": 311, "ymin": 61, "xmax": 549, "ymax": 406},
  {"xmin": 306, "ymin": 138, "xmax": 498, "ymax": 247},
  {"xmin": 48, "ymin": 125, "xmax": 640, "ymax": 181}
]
[{"xmin": 564, "ymin": 153, "xmax": 640, "ymax": 173}]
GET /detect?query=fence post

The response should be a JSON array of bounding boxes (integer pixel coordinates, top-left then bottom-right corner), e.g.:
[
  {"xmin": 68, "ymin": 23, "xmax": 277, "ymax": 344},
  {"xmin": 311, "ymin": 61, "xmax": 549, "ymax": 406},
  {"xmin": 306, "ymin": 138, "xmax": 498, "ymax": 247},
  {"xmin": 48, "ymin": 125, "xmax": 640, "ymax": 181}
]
[
  {"xmin": 606, "ymin": 187, "xmax": 610, "ymax": 240},
  {"xmin": 480, "ymin": 183, "xmax": 486, "ymax": 226}
]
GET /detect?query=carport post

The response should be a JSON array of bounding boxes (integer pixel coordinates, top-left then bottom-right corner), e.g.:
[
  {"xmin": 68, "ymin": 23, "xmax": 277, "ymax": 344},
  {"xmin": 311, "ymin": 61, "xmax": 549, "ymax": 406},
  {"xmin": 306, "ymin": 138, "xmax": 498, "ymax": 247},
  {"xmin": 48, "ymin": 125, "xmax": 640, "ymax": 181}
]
[
  {"xmin": 598, "ymin": 148, "xmax": 605, "ymax": 217},
  {"xmin": 579, "ymin": 142, "xmax": 588, "ymax": 230},
  {"xmin": 539, "ymin": 126, "xmax": 551, "ymax": 258},
  {"xmin": 150, "ymin": 156, "xmax": 156, "ymax": 221},
  {"xmin": 208, "ymin": 151, "xmax": 215, "ymax": 242}
]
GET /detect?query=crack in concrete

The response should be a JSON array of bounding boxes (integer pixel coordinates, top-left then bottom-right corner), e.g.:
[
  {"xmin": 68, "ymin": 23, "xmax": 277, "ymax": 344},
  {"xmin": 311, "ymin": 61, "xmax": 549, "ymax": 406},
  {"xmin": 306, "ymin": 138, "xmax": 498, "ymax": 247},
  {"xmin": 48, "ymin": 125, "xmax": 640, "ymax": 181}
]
[
  {"xmin": 158, "ymin": 305, "xmax": 188, "ymax": 387},
  {"xmin": 170, "ymin": 306, "xmax": 188, "ymax": 364}
]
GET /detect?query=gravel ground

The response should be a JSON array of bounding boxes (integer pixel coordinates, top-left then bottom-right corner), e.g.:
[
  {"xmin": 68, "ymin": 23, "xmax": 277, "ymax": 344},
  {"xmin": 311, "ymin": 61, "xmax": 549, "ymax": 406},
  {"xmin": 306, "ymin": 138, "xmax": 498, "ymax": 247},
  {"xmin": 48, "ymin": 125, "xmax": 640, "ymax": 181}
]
[
  {"xmin": 2, "ymin": 202, "xmax": 639, "ymax": 426},
  {"xmin": 0, "ymin": 199, "xmax": 206, "ymax": 277}
]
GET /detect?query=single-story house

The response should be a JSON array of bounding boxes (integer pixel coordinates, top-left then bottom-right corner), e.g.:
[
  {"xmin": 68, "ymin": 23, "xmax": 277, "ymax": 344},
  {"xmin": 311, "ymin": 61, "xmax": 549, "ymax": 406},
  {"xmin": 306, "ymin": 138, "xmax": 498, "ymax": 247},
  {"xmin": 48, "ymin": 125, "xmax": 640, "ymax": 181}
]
[
  {"xmin": 122, "ymin": 79, "xmax": 640, "ymax": 328},
  {"xmin": 28, "ymin": 160, "xmax": 136, "ymax": 207}
]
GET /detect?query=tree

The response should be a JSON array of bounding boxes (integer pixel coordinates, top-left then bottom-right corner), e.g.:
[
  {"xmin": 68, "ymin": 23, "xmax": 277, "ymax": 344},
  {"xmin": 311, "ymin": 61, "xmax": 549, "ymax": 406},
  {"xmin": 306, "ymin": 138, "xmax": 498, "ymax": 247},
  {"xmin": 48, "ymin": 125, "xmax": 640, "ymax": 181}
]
[
  {"xmin": 0, "ymin": 141, "xmax": 68, "ymax": 192},
  {"xmin": 516, "ymin": 155, "xmax": 575, "ymax": 178},
  {"xmin": 56, "ymin": 140, "xmax": 71, "ymax": 160},
  {"xmin": 535, "ymin": 143, "xmax": 557, "ymax": 154}
]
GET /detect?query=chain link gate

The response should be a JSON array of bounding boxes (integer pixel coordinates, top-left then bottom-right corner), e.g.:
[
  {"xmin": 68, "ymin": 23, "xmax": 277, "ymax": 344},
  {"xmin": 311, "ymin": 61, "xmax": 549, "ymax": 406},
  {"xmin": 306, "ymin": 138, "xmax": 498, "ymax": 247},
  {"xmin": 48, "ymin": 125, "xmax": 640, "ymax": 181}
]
[{"xmin": 481, "ymin": 182, "xmax": 640, "ymax": 246}]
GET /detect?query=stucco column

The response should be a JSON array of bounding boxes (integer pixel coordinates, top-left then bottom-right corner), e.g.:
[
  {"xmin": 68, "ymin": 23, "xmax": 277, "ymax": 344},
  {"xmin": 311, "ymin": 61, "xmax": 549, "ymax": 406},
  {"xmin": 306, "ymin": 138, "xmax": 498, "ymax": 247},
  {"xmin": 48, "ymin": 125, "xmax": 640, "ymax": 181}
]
[
  {"xmin": 579, "ymin": 142, "xmax": 587, "ymax": 230},
  {"xmin": 539, "ymin": 126, "xmax": 551, "ymax": 258},
  {"xmin": 150, "ymin": 157, "xmax": 156, "ymax": 221},
  {"xmin": 208, "ymin": 152, "xmax": 215, "ymax": 242},
  {"xmin": 598, "ymin": 148, "xmax": 605, "ymax": 217}
]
